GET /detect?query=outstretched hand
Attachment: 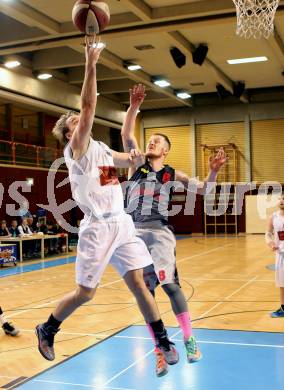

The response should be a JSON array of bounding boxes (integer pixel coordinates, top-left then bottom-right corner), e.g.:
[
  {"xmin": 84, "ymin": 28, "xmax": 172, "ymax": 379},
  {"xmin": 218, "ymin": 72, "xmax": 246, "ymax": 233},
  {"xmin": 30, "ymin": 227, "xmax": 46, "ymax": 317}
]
[
  {"xmin": 128, "ymin": 148, "xmax": 145, "ymax": 167},
  {"xmin": 85, "ymin": 35, "xmax": 104, "ymax": 67},
  {"xmin": 209, "ymin": 147, "xmax": 228, "ymax": 172},
  {"xmin": 129, "ymin": 84, "xmax": 146, "ymax": 111}
]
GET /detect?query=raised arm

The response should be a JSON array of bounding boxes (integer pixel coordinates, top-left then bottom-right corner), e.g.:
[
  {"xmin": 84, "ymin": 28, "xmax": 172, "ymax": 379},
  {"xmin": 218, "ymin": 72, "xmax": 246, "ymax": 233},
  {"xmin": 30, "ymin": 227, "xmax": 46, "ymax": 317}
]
[
  {"xmin": 175, "ymin": 148, "xmax": 228, "ymax": 195},
  {"xmin": 70, "ymin": 37, "xmax": 103, "ymax": 160},
  {"xmin": 112, "ymin": 149, "xmax": 144, "ymax": 168},
  {"xmin": 121, "ymin": 84, "xmax": 146, "ymax": 152}
]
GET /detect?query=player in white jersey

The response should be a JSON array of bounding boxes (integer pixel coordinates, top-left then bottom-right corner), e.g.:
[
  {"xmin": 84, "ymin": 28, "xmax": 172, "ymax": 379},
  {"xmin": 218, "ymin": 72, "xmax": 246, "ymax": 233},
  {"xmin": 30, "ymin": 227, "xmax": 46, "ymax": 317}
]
[
  {"xmin": 35, "ymin": 38, "xmax": 178, "ymax": 374},
  {"xmin": 265, "ymin": 194, "xmax": 284, "ymax": 317}
]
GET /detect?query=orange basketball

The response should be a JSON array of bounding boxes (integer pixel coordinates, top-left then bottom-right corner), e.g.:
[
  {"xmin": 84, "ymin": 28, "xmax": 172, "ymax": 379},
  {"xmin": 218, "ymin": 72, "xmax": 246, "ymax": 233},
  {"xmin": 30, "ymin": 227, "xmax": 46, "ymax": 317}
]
[{"xmin": 72, "ymin": 0, "xmax": 110, "ymax": 35}]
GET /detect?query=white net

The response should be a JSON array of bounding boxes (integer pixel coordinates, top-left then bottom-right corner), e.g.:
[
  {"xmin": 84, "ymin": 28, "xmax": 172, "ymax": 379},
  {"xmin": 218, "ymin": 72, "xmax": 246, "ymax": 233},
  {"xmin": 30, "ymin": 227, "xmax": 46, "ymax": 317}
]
[{"xmin": 232, "ymin": 0, "xmax": 280, "ymax": 39}]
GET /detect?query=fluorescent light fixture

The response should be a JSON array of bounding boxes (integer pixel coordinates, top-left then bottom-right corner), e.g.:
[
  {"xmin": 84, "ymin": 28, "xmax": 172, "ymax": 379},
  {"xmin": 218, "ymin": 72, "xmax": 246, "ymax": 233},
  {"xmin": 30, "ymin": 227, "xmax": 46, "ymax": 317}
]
[
  {"xmin": 177, "ymin": 92, "xmax": 191, "ymax": 99},
  {"xmin": 4, "ymin": 60, "xmax": 21, "ymax": 69},
  {"xmin": 92, "ymin": 42, "xmax": 106, "ymax": 49},
  {"xmin": 227, "ymin": 56, "xmax": 268, "ymax": 64},
  {"xmin": 153, "ymin": 79, "xmax": 171, "ymax": 88},
  {"xmin": 127, "ymin": 64, "xmax": 142, "ymax": 71},
  {"xmin": 37, "ymin": 73, "xmax": 52, "ymax": 80}
]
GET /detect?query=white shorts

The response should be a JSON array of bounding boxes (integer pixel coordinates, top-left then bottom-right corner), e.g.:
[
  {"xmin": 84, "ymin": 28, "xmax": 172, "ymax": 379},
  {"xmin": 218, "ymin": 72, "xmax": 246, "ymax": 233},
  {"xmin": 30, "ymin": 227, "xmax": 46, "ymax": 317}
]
[
  {"xmin": 76, "ymin": 213, "xmax": 153, "ymax": 288},
  {"xmin": 135, "ymin": 222, "xmax": 179, "ymax": 289},
  {"xmin": 275, "ymin": 253, "xmax": 284, "ymax": 287}
]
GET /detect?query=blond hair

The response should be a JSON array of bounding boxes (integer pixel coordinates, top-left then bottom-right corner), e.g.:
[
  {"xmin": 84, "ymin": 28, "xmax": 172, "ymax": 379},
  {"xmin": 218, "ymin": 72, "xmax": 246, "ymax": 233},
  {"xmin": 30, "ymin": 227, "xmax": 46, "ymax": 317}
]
[{"xmin": 52, "ymin": 111, "xmax": 78, "ymax": 146}]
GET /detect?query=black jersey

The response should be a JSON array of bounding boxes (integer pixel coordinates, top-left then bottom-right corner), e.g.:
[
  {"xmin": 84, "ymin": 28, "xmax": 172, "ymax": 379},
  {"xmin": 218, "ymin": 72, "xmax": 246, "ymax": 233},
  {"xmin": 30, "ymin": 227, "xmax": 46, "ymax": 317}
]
[{"xmin": 125, "ymin": 162, "xmax": 175, "ymax": 224}]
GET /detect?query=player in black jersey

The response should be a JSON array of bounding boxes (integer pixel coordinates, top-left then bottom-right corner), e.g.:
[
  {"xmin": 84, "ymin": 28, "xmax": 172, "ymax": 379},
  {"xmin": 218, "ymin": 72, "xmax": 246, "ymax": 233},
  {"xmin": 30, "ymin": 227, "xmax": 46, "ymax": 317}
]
[{"xmin": 121, "ymin": 84, "xmax": 227, "ymax": 373}]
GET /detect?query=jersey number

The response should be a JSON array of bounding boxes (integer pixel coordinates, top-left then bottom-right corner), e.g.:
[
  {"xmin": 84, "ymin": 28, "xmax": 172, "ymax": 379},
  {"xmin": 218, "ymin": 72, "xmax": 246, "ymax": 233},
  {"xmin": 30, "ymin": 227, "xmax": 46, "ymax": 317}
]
[{"xmin": 159, "ymin": 270, "xmax": 166, "ymax": 281}]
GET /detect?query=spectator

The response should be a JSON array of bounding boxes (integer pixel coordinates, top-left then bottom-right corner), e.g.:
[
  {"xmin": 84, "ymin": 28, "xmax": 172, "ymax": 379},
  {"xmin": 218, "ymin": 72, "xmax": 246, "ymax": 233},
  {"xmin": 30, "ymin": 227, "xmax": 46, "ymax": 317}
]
[
  {"xmin": 8, "ymin": 219, "xmax": 20, "ymax": 261},
  {"xmin": 9, "ymin": 219, "xmax": 20, "ymax": 237},
  {"xmin": 18, "ymin": 218, "xmax": 34, "ymax": 258},
  {"xmin": 0, "ymin": 220, "xmax": 11, "ymax": 237},
  {"xmin": 18, "ymin": 218, "xmax": 33, "ymax": 237},
  {"xmin": 45, "ymin": 221, "xmax": 59, "ymax": 254},
  {"xmin": 27, "ymin": 217, "xmax": 35, "ymax": 233}
]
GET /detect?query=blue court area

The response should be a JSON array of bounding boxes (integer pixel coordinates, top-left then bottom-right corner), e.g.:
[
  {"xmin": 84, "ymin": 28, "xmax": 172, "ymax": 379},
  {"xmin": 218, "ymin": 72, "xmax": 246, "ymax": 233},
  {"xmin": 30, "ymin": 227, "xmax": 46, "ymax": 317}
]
[
  {"xmin": 16, "ymin": 326, "xmax": 284, "ymax": 390},
  {"xmin": 0, "ymin": 256, "xmax": 76, "ymax": 278}
]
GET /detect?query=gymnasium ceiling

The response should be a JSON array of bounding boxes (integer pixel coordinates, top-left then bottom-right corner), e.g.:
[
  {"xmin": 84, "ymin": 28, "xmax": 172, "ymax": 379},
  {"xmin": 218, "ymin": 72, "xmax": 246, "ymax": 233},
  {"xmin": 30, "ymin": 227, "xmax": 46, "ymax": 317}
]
[{"xmin": 0, "ymin": 0, "xmax": 284, "ymax": 111}]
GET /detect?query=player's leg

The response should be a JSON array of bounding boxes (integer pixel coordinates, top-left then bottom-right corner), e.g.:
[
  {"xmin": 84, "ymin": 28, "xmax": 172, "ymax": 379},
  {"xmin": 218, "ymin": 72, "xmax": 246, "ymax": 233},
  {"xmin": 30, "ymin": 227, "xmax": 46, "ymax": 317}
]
[
  {"xmin": 112, "ymin": 218, "xmax": 179, "ymax": 376},
  {"xmin": 36, "ymin": 222, "xmax": 114, "ymax": 360},
  {"xmin": 147, "ymin": 226, "xmax": 202, "ymax": 362},
  {"xmin": 0, "ymin": 306, "xmax": 19, "ymax": 336},
  {"xmin": 123, "ymin": 269, "xmax": 178, "ymax": 374},
  {"xmin": 36, "ymin": 284, "xmax": 97, "ymax": 361},
  {"xmin": 271, "ymin": 255, "xmax": 284, "ymax": 317},
  {"xmin": 141, "ymin": 264, "xmax": 169, "ymax": 376}
]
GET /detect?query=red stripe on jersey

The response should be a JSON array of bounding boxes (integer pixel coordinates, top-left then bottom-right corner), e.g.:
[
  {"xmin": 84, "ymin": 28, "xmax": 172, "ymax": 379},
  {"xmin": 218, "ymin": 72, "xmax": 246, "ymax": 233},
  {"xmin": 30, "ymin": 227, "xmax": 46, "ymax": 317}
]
[{"xmin": 98, "ymin": 166, "xmax": 119, "ymax": 186}]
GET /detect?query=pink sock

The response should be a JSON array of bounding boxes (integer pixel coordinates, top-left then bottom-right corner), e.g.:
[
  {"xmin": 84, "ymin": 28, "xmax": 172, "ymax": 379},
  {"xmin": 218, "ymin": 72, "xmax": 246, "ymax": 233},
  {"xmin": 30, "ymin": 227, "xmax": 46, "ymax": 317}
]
[
  {"xmin": 176, "ymin": 312, "xmax": 192, "ymax": 341},
  {"xmin": 147, "ymin": 323, "xmax": 157, "ymax": 346}
]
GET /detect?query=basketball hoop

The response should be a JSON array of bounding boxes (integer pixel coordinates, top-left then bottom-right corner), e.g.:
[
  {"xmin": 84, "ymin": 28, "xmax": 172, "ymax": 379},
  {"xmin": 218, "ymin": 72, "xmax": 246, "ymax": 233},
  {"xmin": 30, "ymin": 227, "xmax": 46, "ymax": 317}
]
[{"xmin": 232, "ymin": 0, "xmax": 280, "ymax": 39}]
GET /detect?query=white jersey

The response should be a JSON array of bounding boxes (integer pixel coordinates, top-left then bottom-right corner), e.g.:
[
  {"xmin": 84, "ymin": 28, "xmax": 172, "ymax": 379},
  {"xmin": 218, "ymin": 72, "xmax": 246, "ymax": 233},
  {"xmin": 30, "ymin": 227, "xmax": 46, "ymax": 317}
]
[
  {"xmin": 271, "ymin": 211, "xmax": 284, "ymax": 287},
  {"xmin": 272, "ymin": 211, "xmax": 284, "ymax": 253},
  {"xmin": 64, "ymin": 139, "xmax": 124, "ymax": 221}
]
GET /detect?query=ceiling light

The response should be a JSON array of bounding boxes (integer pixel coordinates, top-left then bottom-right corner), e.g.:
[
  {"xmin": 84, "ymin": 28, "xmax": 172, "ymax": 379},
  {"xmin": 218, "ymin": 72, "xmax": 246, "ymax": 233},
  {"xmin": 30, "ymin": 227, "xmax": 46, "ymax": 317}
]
[
  {"xmin": 96, "ymin": 92, "xmax": 100, "ymax": 96},
  {"xmin": 37, "ymin": 72, "xmax": 53, "ymax": 80},
  {"xmin": 176, "ymin": 92, "xmax": 191, "ymax": 99},
  {"xmin": 153, "ymin": 79, "xmax": 171, "ymax": 88},
  {"xmin": 227, "ymin": 56, "xmax": 268, "ymax": 64},
  {"xmin": 26, "ymin": 178, "xmax": 34, "ymax": 186},
  {"xmin": 4, "ymin": 60, "xmax": 21, "ymax": 69},
  {"xmin": 127, "ymin": 64, "xmax": 142, "ymax": 71}
]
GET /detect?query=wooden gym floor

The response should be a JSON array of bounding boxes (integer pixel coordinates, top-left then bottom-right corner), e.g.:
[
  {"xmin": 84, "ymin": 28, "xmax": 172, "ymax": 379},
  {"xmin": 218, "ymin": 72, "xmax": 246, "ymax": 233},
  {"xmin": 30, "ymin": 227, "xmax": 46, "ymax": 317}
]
[{"xmin": 0, "ymin": 235, "xmax": 282, "ymax": 388}]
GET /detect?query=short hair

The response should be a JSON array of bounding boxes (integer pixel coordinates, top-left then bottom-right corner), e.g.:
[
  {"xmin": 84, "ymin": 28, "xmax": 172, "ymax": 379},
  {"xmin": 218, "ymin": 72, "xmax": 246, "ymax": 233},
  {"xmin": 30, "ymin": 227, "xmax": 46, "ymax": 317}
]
[
  {"xmin": 153, "ymin": 133, "xmax": 171, "ymax": 151},
  {"xmin": 1, "ymin": 220, "xmax": 6, "ymax": 224},
  {"xmin": 52, "ymin": 111, "xmax": 78, "ymax": 146}
]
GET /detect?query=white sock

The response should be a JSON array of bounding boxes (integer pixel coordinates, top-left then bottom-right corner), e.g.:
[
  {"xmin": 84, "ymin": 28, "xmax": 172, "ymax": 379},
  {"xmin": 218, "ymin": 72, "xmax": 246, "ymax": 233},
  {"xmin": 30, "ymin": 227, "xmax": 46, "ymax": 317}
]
[{"xmin": 0, "ymin": 313, "xmax": 8, "ymax": 325}]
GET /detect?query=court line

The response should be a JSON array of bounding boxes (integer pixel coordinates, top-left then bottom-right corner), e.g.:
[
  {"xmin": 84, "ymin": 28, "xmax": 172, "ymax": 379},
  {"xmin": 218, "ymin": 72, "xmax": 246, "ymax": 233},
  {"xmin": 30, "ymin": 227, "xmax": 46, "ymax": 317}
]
[
  {"xmin": 102, "ymin": 348, "xmax": 155, "ymax": 387},
  {"xmin": 19, "ymin": 329, "xmax": 111, "ymax": 338},
  {"xmin": 31, "ymin": 380, "xmax": 135, "ymax": 390},
  {"xmin": 176, "ymin": 243, "xmax": 233, "ymax": 264},
  {"xmin": 6, "ymin": 278, "xmax": 124, "ymax": 320},
  {"xmin": 193, "ymin": 275, "xmax": 259, "ymax": 320},
  {"xmin": 17, "ymin": 329, "xmax": 284, "ymax": 350},
  {"xmin": 181, "ymin": 277, "xmax": 274, "ymax": 282},
  {"xmin": 112, "ymin": 335, "xmax": 284, "ymax": 349}
]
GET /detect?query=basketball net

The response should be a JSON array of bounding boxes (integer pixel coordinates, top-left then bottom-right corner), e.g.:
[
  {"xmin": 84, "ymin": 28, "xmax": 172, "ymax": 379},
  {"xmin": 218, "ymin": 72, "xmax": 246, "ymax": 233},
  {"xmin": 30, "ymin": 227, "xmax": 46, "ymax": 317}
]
[{"xmin": 232, "ymin": 0, "xmax": 280, "ymax": 39}]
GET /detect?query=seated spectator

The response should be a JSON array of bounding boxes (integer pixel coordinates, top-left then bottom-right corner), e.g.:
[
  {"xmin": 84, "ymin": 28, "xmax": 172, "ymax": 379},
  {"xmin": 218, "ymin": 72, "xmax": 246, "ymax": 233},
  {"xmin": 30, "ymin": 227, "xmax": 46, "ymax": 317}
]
[
  {"xmin": 27, "ymin": 217, "xmax": 35, "ymax": 233},
  {"xmin": 9, "ymin": 220, "xmax": 20, "ymax": 237},
  {"xmin": 18, "ymin": 218, "xmax": 33, "ymax": 237},
  {"xmin": 45, "ymin": 221, "xmax": 59, "ymax": 254},
  {"xmin": 18, "ymin": 218, "xmax": 34, "ymax": 258},
  {"xmin": 0, "ymin": 220, "xmax": 11, "ymax": 237},
  {"xmin": 8, "ymin": 219, "xmax": 20, "ymax": 261}
]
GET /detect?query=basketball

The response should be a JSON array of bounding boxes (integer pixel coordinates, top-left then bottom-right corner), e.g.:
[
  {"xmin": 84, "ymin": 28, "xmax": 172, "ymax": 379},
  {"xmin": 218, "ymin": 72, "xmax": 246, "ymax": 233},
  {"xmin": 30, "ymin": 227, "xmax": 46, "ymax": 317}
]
[{"xmin": 72, "ymin": 0, "xmax": 110, "ymax": 35}]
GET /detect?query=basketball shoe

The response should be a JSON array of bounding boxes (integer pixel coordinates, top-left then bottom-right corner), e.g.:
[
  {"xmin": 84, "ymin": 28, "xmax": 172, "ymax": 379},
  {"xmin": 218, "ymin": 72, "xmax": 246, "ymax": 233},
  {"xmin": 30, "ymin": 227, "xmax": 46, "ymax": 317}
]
[
  {"xmin": 271, "ymin": 307, "xmax": 284, "ymax": 318},
  {"xmin": 35, "ymin": 323, "xmax": 59, "ymax": 361},
  {"xmin": 154, "ymin": 347, "xmax": 169, "ymax": 377},
  {"xmin": 2, "ymin": 322, "xmax": 19, "ymax": 336},
  {"xmin": 184, "ymin": 336, "xmax": 202, "ymax": 363},
  {"xmin": 157, "ymin": 340, "xmax": 179, "ymax": 365}
]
